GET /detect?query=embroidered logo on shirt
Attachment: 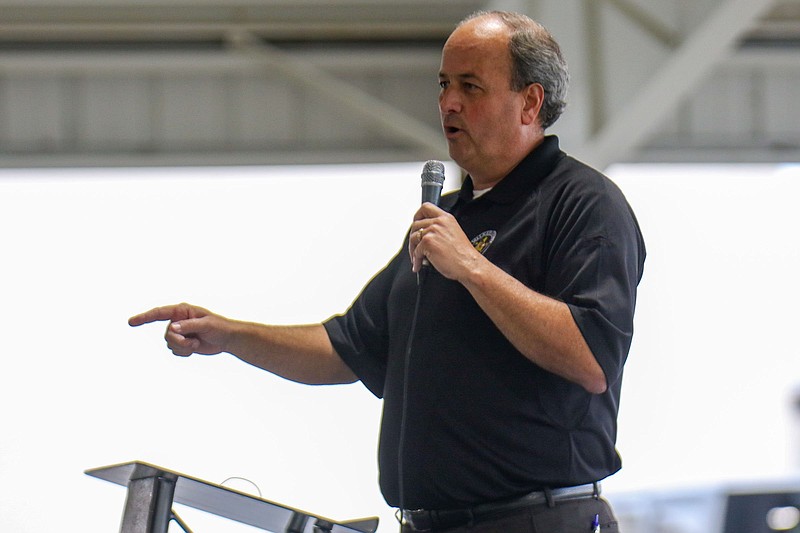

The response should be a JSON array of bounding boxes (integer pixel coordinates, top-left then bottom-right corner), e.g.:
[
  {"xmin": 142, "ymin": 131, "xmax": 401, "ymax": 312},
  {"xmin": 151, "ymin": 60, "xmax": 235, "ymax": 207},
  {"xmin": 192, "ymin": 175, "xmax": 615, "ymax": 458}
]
[{"xmin": 471, "ymin": 230, "xmax": 497, "ymax": 255}]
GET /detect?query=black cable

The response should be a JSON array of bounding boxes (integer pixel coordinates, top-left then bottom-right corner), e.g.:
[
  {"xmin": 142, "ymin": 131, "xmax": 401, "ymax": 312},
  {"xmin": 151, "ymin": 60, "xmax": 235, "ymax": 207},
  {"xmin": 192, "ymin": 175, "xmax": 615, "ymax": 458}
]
[{"xmin": 397, "ymin": 266, "xmax": 428, "ymax": 514}]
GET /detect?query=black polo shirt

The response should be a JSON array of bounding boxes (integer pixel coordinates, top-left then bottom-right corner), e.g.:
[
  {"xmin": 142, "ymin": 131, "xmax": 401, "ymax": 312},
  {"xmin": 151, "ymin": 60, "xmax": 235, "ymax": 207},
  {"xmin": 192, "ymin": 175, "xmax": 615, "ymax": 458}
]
[{"xmin": 323, "ymin": 136, "xmax": 646, "ymax": 510}]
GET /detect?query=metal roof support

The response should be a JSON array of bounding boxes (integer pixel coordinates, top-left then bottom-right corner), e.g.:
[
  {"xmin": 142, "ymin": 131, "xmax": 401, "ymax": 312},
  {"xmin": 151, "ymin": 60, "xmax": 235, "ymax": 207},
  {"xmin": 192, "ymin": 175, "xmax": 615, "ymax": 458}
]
[
  {"xmin": 576, "ymin": 0, "xmax": 778, "ymax": 170},
  {"xmin": 603, "ymin": 0, "xmax": 680, "ymax": 47},
  {"xmin": 226, "ymin": 31, "xmax": 450, "ymax": 161}
]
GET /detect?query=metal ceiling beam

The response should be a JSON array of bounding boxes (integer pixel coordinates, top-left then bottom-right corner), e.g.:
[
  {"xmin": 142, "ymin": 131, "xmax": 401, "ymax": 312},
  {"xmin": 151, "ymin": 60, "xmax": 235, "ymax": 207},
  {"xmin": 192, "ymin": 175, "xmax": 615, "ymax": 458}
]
[
  {"xmin": 627, "ymin": 146, "xmax": 800, "ymax": 164},
  {"xmin": 0, "ymin": 0, "xmax": 466, "ymax": 6},
  {"xmin": 227, "ymin": 32, "xmax": 449, "ymax": 161},
  {"xmin": 0, "ymin": 0, "xmax": 478, "ymax": 41},
  {"xmin": 0, "ymin": 21, "xmax": 454, "ymax": 42},
  {"xmin": 0, "ymin": 49, "xmax": 441, "ymax": 75},
  {"xmin": 0, "ymin": 148, "xmax": 432, "ymax": 168},
  {"xmin": 728, "ymin": 47, "xmax": 800, "ymax": 69},
  {"xmin": 604, "ymin": 0, "xmax": 679, "ymax": 47},
  {"xmin": 576, "ymin": 0, "xmax": 779, "ymax": 170}
]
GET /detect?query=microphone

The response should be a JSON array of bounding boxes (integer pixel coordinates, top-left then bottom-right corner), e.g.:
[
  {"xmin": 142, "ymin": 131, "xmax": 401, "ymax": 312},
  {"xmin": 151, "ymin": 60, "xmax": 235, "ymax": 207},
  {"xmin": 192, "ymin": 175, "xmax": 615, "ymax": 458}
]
[
  {"xmin": 419, "ymin": 160, "xmax": 445, "ymax": 273},
  {"xmin": 421, "ymin": 160, "xmax": 445, "ymax": 206}
]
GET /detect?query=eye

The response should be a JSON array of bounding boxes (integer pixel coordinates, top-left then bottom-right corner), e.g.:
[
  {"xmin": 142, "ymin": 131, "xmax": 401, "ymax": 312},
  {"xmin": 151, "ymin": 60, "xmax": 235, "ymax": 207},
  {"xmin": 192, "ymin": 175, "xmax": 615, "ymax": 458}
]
[{"xmin": 438, "ymin": 80, "xmax": 449, "ymax": 89}]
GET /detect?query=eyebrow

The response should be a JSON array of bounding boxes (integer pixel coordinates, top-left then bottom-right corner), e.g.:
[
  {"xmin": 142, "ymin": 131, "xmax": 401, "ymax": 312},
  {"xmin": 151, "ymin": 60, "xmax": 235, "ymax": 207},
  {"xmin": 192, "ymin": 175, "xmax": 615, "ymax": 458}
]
[{"xmin": 438, "ymin": 72, "xmax": 482, "ymax": 82}]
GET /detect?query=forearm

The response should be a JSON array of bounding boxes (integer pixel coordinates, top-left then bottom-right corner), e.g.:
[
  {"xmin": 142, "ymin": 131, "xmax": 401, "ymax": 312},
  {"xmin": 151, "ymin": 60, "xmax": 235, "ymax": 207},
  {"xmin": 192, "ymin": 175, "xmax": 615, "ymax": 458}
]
[
  {"xmin": 458, "ymin": 257, "xmax": 607, "ymax": 394},
  {"xmin": 223, "ymin": 321, "xmax": 357, "ymax": 385}
]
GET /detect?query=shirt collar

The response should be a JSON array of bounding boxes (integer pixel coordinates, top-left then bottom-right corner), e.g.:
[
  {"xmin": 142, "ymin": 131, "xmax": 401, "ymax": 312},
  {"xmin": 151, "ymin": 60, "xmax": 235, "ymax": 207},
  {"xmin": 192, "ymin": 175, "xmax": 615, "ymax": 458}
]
[{"xmin": 457, "ymin": 135, "xmax": 564, "ymax": 205}]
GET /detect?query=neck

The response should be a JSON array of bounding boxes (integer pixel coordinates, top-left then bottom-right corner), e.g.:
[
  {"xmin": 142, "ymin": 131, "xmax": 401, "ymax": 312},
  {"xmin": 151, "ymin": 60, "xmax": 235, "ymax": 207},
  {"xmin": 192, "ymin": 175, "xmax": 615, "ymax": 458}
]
[{"xmin": 468, "ymin": 135, "xmax": 545, "ymax": 189}]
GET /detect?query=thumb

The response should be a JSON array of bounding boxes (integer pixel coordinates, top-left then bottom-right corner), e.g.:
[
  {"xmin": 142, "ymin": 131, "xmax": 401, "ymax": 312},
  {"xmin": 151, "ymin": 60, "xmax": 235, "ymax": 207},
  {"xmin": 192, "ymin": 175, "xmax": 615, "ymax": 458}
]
[
  {"xmin": 170, "ymin": 315, "xmax": 226, "ymax": 355},
  {"xmin": 170, "ymin": 316, "xmax": 208, "ymax": 337}
]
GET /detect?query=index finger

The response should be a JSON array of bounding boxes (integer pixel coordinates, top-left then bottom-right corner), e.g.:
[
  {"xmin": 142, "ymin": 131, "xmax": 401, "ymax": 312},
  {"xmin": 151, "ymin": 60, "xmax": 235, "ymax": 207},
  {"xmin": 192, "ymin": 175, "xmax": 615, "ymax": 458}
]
[
  {"xmin": 128, "ymin": 305, "xmax": 182, "ymax": 327},
  {"xmin": 413, "ymin": 202, "xmax": 445, "ymax": 223}
]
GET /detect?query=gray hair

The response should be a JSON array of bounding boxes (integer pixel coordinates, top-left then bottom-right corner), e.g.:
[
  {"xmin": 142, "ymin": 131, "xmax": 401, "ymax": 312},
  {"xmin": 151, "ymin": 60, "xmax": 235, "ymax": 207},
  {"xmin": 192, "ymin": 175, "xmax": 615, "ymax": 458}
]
[{"xmin": 458, "ymin": 11, "xmax": 570, "ymax": 130}]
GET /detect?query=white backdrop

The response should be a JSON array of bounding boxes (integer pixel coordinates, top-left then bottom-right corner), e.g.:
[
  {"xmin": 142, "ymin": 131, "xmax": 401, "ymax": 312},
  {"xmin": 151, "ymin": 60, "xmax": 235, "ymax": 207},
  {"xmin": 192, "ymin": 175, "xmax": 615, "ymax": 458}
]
[{"xmin": 1, "ymin": 161, "xmax": 799, "ymax": 532}]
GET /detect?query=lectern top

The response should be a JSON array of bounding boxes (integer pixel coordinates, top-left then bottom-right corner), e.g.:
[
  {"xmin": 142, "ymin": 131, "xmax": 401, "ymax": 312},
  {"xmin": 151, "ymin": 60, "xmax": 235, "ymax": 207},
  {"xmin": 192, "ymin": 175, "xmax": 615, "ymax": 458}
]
[{"xmin": 85, "ymin": 460, "xmax": 378, "ymax": 533}]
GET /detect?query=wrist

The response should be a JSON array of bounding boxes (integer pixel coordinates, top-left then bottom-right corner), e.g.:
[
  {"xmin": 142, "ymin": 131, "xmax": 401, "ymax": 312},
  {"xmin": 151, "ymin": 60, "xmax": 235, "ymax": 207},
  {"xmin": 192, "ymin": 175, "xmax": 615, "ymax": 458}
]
[
  {"xmin": 218, "ymin": 317, "xmax": 247, "ymax": 355},
  {"xmin": 458, "ymin": 252, "xmax": 493, "ymax": 290}
]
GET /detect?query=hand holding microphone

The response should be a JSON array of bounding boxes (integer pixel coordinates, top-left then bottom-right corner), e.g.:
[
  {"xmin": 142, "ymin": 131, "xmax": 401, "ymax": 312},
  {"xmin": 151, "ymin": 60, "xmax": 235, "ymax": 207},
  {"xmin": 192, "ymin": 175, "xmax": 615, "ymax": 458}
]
[{"xmin": 410, "ymin": 160, "xmax": 487, "ymax": 280}]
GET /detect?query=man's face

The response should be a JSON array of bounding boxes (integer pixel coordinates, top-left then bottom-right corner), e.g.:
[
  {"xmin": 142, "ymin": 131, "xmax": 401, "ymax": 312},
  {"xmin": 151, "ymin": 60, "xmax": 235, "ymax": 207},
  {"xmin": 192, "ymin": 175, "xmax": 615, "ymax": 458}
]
[{"xmin": 438, "ymin": 18, "xmax": 530, "ymax": 185}]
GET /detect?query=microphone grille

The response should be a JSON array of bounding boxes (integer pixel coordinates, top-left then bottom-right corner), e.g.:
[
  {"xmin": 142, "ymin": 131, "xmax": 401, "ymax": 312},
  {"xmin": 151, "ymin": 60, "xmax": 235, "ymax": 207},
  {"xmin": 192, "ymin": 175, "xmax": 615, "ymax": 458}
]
[{"xmin": 422, "ymin": 160, "xmax": 445, "ymax": 185}]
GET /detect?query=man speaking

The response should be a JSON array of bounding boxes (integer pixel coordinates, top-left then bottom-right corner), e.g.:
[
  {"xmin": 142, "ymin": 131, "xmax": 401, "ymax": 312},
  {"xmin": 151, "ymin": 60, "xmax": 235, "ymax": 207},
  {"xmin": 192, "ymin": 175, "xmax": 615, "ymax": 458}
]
[{"xmin": 130, "ymin": 10, "xmax": 645, "ymax": 532}]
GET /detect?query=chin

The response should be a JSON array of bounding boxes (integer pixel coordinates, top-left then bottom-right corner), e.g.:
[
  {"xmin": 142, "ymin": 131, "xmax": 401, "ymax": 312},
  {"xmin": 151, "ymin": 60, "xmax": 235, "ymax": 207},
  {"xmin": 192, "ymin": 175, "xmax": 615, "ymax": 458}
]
[{"xmin": 446, "ymin": 146, "xmax": 469, "ymax": 169}]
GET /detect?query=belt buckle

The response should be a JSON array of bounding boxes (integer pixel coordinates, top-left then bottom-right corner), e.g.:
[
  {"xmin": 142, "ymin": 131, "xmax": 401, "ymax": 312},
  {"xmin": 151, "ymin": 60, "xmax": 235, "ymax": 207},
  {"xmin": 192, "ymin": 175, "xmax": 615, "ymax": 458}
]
[{"xmin": 399, "ymin": 509, "xmax": 432, "ymax": 532}]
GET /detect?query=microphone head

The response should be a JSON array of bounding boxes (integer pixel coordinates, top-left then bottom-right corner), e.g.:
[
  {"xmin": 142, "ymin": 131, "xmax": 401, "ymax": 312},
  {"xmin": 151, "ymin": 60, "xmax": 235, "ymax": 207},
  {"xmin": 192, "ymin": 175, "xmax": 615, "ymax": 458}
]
[
  {"xmin": 421, "ymin": 160, "xmax": 445, "ymax": 187},
  {"xmin": 421, "ymin": 160, "xmax": 445, "ymax": 207}
]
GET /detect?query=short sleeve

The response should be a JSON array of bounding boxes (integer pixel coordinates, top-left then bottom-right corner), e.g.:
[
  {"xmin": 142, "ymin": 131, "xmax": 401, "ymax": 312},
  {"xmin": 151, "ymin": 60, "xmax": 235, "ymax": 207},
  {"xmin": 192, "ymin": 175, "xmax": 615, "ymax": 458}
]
[
  {"xmin": 323, "ymin": 253, "xmax": 403, "ymax": 398},
  {"xmin": 545, "ymin": 176, "xmax": 645, "ymax": 386}
]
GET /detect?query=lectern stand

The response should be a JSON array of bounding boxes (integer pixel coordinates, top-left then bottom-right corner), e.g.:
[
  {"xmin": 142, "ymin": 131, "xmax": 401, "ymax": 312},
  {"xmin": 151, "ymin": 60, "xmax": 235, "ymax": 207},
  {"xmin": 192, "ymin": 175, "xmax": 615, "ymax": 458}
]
[{"xmin": 86, "ymin": 461, "xmax": 379, "ymax": 533}]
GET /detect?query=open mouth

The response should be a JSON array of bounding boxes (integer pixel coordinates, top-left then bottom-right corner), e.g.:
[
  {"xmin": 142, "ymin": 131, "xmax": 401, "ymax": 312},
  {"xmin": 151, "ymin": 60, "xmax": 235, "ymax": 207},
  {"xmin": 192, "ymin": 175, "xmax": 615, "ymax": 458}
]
[{"xmin": 444, "ymin": 126, "xmax": 462, "ymax": 136}]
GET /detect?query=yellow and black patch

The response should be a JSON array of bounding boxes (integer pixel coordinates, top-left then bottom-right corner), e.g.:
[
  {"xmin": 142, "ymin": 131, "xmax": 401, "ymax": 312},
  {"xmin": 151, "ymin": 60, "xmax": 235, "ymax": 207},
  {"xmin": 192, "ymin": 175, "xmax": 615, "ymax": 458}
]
[{"xmin": 470, "ymin": 230, "xmax": 497, "ymax": 255}]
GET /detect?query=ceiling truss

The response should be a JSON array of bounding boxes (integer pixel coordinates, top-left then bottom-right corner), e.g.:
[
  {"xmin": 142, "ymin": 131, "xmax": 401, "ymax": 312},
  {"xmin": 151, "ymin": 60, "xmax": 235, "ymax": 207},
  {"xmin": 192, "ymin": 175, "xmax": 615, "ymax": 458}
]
[{"xmin": 0, "ymin": 0, "xmax": 798, "ymax": 169}]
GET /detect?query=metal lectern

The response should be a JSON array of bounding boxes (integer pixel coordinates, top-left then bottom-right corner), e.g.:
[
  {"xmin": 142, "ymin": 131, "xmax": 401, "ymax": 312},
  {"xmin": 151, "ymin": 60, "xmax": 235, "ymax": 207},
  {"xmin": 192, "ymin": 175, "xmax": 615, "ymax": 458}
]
[{"xmin": 86, "ymin": 461, "xmax": 379, "ymax": 533}]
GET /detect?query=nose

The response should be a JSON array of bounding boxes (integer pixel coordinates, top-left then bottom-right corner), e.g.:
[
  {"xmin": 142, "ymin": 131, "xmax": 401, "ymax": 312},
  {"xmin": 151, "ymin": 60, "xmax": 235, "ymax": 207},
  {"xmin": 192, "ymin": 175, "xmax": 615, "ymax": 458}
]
[{"xmin": 438, "ymin": 86, "xmax": 462, "ymax": 114}]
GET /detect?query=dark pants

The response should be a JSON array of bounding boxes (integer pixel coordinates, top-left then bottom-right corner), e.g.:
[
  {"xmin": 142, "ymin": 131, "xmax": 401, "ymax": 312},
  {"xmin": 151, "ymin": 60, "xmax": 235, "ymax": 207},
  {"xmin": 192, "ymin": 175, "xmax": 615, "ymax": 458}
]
[{"xmin": 400, "ymin": 497, "xmax": 620, "ymax": 533}]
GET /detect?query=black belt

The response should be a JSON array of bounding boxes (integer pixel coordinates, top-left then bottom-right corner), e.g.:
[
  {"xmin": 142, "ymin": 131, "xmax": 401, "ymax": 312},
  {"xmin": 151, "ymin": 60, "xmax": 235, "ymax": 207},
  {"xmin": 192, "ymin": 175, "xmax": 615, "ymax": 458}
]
[{"xmin": 399, "ymin": 482, "xmax": 600, "ymax": 532}]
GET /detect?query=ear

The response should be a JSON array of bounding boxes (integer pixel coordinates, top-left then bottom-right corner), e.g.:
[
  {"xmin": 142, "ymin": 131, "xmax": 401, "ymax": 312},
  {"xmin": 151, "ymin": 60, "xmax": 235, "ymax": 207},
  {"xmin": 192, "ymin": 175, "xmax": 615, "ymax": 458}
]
[{"xmin": 521, "ymin": 83, "xmax": 545, "ymax": 127}]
